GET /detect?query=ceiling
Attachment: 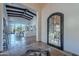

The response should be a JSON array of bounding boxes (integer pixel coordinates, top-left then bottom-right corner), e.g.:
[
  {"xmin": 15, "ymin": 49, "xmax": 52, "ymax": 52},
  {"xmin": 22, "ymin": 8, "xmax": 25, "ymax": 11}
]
[
  {"xmin": 5, "ymin": 4, "xmax": 36, "ymax": 20},
  {"xmin": 23, "ymin": 3, "xmax": 48, "ymax": 11}
]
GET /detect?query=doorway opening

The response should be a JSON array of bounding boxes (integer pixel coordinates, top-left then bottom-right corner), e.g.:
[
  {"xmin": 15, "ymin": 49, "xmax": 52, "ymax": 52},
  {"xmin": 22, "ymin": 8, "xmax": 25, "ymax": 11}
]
[
  {"xmin": 47, "ymin": 12, "xmax": 64, "ymax": 50},
  {"xmin": 3, "ymin": 4, "xmax": 37, "ymax": 52}
]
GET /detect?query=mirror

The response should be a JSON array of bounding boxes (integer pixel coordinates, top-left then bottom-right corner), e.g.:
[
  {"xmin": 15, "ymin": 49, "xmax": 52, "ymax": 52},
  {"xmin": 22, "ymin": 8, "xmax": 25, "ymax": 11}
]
[{"xmin": 47, "ymin": 12, "xmax": 64, "ymax": 50}]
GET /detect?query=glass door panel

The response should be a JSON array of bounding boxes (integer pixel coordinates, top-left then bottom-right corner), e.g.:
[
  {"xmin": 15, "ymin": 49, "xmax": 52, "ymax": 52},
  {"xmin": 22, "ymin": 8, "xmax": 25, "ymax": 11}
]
[
  {"xmin": 47, "ymin": 12, "xmax": 64, "ymax": 50},
  {"xmin": 49, "ymin": 15, "xmax": 61, "ymax": 46}
]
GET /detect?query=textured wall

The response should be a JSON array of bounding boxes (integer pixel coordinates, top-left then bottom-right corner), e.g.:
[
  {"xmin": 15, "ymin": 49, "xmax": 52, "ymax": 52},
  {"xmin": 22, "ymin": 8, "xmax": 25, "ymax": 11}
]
[
  {"xmin": 41, "ymin": 3, "xmax": 79, "ymax": 55},
  {"xmin": 0, "ymin": 3, "xmax": 3, "ymax": 51}
]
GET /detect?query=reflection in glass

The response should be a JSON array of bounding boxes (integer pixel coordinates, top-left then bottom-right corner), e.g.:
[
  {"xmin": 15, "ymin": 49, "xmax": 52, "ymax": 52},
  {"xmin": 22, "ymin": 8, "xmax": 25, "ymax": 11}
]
[{"xmin": 49, "ymin": 15, "xmax": 61, "ymax": 47}]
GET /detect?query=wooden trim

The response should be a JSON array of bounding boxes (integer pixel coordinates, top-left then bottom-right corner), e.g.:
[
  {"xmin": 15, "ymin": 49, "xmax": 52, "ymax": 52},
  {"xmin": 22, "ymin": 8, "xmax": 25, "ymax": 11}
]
[
  {"xmin": 8, "ymin": 14, "xmax": 32, "ymax": 20},
  {"xmin": 6, "ymin": 5, "xmax": 36, "ymax": 16},
  {"xmin": 7, "ymin": 9, "xmax": 24, "ymax": 13},
  {"xmin": 7, "ymin": 9, "xmax": 33, "ymax": 18},
  {"xmin": 6, "ymin": 5, "xmax": 26, "ymax": 10},
  {"xmin": 8, "ymin": 13, "xmax": 32, "ymax": 18}
]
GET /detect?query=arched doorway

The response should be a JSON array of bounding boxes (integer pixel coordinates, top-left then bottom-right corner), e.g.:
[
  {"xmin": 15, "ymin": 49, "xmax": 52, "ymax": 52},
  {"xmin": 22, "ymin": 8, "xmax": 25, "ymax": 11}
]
[{"xmin": 47, "ymin": 12, "xmax": 64, "ymax": 50}]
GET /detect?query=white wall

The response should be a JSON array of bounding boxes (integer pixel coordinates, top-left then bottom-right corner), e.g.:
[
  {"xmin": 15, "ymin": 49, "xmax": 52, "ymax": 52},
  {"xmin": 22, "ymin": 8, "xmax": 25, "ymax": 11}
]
[
  {"xmin": 0, "ymin": 3, "xmax": 3, "ymax": 51},
  {"xmin": 0, "ymin": 4, "xmax": 9, "ymax": 51},
  {"xmin": 41, "ymin": 3, "xmax": 79, "ymax": 55}
]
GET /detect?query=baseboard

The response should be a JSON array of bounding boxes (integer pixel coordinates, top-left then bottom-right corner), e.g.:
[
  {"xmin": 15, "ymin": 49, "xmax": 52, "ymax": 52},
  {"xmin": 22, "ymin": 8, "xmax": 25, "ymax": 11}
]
[
  {"xmin": 64, "ymin": 50, "xmax": 78, "ymax": 56},
  {"xmin": 0, "ymin": 49, "xmax": 3, "ymax": 53},
  {"xmin": 0, "ymin": 51, "xmax": 3, "ymax": 53}
]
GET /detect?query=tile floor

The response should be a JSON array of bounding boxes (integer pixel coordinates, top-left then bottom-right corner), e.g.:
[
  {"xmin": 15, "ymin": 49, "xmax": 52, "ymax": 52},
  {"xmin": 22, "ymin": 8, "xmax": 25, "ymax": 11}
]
[
  {"xmin": 0, "ymin": 34, "xmax": 71, "ymax": 56},
  {"xmin": 0, "ymin": 34, "xmax": 36, "ymax": 56}
]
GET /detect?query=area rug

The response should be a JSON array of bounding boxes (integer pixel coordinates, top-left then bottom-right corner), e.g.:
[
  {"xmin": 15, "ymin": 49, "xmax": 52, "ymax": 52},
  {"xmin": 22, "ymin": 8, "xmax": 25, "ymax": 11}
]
[{"xmin": 22, "ymin": 48, "xmax": 50, "ymax": 56}]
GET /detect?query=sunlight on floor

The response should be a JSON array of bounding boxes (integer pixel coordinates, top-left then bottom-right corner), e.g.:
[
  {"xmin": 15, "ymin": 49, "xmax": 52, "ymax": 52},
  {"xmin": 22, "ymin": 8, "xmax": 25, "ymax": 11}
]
[{"xmin": 7, "ymin": 34, "xmax": 27, "ymax": 55}]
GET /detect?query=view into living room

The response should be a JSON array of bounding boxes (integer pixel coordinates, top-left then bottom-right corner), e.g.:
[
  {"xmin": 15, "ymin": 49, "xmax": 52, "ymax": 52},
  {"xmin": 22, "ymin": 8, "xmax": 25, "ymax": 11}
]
[{"xmin": 0, "ymin": 3, "xmax": 79, "ymax": 56}]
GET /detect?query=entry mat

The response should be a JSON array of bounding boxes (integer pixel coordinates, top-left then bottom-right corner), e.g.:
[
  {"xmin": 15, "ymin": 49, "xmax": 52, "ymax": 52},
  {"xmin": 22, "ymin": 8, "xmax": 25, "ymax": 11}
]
[{"xmin": 22, "ymin": 48, "xmax": 50, "ymax": 56}]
